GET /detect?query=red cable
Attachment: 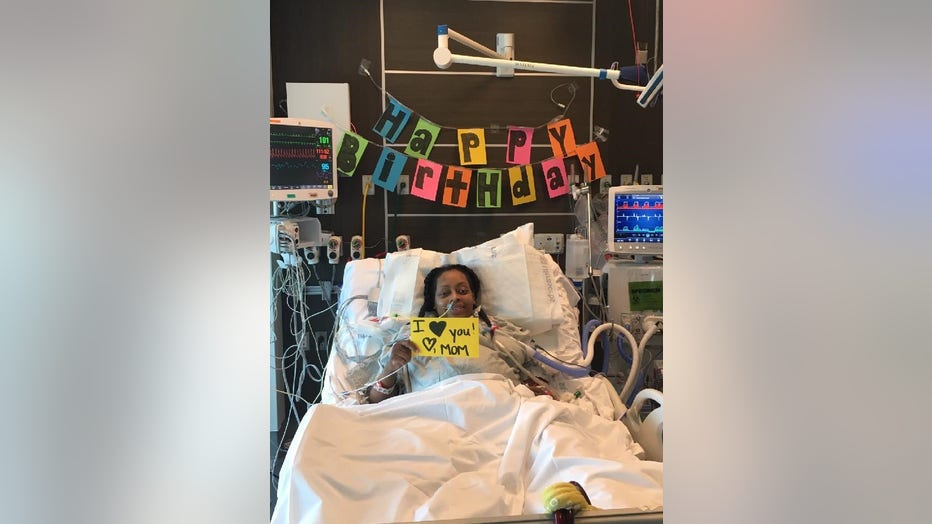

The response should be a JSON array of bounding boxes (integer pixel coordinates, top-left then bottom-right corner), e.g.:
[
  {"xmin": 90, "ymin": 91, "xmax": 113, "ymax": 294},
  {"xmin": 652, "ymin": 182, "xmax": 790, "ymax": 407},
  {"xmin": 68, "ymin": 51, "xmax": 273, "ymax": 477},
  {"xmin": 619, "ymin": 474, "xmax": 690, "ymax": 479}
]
[{"xmin": 627, "ymin": 0, "xmax": 641, "ymax": 90}]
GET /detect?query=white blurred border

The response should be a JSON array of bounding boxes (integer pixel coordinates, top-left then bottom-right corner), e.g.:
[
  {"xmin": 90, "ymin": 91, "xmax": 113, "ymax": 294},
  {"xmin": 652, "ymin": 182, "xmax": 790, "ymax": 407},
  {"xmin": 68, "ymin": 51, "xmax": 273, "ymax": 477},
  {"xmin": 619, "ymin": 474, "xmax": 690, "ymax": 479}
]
[{"xmin": 1, "ymin": 2, "xmax": 268, "ymax": 524}]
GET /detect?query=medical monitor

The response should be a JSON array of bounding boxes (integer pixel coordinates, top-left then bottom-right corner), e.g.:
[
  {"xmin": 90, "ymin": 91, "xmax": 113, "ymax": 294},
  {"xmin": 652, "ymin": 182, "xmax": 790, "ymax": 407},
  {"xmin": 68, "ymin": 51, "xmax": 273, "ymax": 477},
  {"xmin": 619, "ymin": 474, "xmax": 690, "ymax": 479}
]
[
  {"xmin": 270, "ymin": 117, "xmax": 337, "ymax": 202},
  {"xmin": 607, "ymin": 185, "xmax": 663, "ymax": 256}
]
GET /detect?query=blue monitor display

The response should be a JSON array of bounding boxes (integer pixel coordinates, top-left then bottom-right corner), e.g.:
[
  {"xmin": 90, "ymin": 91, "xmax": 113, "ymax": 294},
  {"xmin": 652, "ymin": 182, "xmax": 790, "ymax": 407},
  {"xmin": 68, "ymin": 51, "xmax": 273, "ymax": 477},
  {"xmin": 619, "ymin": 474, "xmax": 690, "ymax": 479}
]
[{"xmin": 607, "ymin": 185, "xmax": 663, "ymax": 256}]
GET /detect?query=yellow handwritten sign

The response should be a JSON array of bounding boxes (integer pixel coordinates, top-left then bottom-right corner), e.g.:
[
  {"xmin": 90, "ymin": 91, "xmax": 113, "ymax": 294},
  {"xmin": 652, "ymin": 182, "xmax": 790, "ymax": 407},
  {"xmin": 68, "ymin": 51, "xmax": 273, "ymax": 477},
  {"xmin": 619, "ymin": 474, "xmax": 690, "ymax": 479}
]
[{"xmin": 410, "ymin": 317, "xmax": 480, "ymax": 358}]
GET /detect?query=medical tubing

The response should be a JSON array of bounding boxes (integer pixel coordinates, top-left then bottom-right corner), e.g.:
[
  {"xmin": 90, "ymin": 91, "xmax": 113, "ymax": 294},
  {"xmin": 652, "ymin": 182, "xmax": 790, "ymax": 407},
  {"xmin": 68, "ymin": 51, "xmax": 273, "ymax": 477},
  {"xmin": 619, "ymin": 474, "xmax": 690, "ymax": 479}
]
[
  {"xmin": 531, "ymin": 348, "xmax": 590, "ymax": 377},
  {"xmin": 587, "ymin": 322, "xmax": 640, "ymax": 407},
  {"xmin": 619, "ymin": 323, "xmax": 659, "ymax": 404},
  {"xmin": 495, "ymin": 339, "xmax": 551, "ymax": 390}
]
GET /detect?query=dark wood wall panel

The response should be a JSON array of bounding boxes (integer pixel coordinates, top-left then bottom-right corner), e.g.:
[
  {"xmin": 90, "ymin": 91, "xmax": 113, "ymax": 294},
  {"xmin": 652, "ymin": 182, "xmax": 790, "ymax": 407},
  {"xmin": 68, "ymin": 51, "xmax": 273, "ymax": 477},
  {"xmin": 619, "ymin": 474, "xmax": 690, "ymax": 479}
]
[
  {"xmin": 383, "ymin": 0, "xmax": 594, "ymax": 72},
  {"xmin": 389, "ymin": 214, "xmax": 577, "ymax": 254},
  {"xmin": 384, "ymin": 74, "xmax": 591, "ymax": 144},
  {"xmin": 271, "ymin": 0, "xmax": 662, "ymax": 258}
]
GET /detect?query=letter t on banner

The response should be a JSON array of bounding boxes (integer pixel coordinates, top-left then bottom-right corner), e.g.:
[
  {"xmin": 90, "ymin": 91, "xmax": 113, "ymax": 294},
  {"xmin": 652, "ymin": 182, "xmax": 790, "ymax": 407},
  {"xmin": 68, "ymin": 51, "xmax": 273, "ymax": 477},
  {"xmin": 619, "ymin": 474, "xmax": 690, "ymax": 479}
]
[{"xmin": 442, "ymin": 167, "xmax": 472, "ymax": 208}]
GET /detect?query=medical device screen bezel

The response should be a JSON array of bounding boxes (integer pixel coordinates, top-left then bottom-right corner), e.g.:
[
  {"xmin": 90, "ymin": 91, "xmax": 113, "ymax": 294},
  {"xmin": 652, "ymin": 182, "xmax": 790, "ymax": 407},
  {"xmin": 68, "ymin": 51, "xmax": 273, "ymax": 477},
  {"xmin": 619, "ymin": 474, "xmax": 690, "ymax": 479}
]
[
  {"xmin": 606, "ymin": 184, "xmax": 663, "ymax": 256},
  {"xmin": 270, "ymin": 117, "xmax": 337, "ymax": 202}
]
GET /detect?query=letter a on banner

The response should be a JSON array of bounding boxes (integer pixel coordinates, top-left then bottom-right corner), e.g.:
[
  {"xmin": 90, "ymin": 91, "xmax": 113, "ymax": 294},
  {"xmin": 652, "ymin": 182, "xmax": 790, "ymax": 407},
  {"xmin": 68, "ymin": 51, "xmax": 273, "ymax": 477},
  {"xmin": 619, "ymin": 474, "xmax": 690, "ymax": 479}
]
[
  {"xmin": 411, "ymin": 158, "xmax": 443, "ymax": 202},
  {"xmin": 442, "ymin": 167, "xmax": 472, "ymax": 208},
  {"xmin": 575, "ymin": 141, "xmax": 607, "ymax": 182},
  {"xmin": 373, "ymin": 148, "xmax": 409, "ymax": 191},
  {"xmin": 457, "ymin": 128, "xmax": 487, "ymax": 166},
  {"xmin": 546, "ymin": 118, "xmax": 577, "ymax": 158},
  {"xmin": 336, "ymin": 131, "xmax": 368, "ymax": 176},
  {"xmin": 405, "ymin": 117, "xmax": 440, "ymax": 159},
  {"xmin": 540, "ymin": 157, "xmax": 569, "ymax": 198},
  {"xmin": 372, "ymin": 97, "xmax": 413, "ymax": 143},
  {"xmin": 507, "ymin": 164, "xmax": 538, "ymax": 206},
  {"xmin": 475, "ymin": 169, "xmax": 502, "ymax": 208}
]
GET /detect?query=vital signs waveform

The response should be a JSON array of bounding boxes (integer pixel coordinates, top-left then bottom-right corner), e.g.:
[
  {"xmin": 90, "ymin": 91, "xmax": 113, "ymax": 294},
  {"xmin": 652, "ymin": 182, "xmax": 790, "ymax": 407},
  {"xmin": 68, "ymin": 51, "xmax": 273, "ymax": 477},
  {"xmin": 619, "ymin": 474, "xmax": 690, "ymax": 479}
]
[{"xmin": 270, "ymin": 147, "xmax": 332, "ymax": 160}]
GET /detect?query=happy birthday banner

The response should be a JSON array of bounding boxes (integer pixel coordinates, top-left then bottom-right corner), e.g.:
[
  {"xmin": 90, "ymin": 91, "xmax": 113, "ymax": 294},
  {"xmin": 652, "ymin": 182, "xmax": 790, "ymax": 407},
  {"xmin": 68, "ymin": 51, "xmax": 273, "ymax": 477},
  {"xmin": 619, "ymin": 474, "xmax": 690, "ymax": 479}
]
[{"xmin": 336, "ymin": 96, "xmax": 607, "ymax": 209}]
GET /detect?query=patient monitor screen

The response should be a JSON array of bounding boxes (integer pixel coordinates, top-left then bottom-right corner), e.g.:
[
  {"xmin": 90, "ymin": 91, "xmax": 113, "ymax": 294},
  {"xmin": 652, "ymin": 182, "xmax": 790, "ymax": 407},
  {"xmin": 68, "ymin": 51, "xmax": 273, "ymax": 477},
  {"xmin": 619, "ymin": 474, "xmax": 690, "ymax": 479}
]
[
  {"xmin": 270, "ymin": 118, "xmax": 336, "ymax": 201},
  {"xmin": 609, "ymin": 187, "xmax": 663, "ymax": 255}
]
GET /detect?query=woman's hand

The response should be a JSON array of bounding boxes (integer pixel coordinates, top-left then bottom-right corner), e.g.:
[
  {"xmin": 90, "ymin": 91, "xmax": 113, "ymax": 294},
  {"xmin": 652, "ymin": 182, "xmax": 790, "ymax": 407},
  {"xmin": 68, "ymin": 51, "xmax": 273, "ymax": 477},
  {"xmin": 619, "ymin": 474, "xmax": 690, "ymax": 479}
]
[{"xmin": 388, "ymin": 339, "xmax": 418, "ymax": 372}]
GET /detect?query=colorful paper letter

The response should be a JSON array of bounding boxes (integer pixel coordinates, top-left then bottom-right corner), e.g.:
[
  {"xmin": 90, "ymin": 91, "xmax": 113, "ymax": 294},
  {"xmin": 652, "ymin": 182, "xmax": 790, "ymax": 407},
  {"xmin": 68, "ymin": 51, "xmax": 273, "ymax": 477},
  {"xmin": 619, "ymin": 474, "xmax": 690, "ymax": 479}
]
[
  {"xmin": 457, "ymin": 128, "xmax": 487, "ymax": 166},
  {"xmin": 442, "ymin": 167, "xmax": 472, "ymax": 208},
  {"xmin": 541, "ymin": 157, "xmax": 569, "ymax": 198},
  {"xmin": 505, "ymin": 127, "xmax": 533, "ymax": 165},
  {"xmin": 336, "ymin": 131, "xmax": 368, "ymax": 176},
  {"xmin": 411, "ymin": 159, "xmax": 443, "ymax": 202},
  {"xmin": 575, "ymin": 141, "xmax": 606, "ymax": 182},
  {"xmin": 373, "ymin": 148, "xmax": 408, "ymax": 191},
  {"xmin": 372, "ymin": 97, "xmax": 413, "ymax": 143},
  {"xmin": 507, "ymin": 164, "xmax": 538, "ymax": 206},
  {"xmin": 404, "ymin": 117, "xmax": 440, "ymax": 159},
  {"xmin": 475, "ymin": 169, "xmax": 502, "ymax": 208},
  {"xmin": 547, "ymin": 118, "xmax": 577, "ymax": 158}
]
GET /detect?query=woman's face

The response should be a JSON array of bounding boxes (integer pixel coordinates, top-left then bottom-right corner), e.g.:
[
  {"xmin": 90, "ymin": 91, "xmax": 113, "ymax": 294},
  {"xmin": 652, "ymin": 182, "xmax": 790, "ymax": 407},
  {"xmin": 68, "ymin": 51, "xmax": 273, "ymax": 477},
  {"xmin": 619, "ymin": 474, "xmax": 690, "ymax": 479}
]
[{"xmin": 434, "ymin": 269, "xmax": 476, "ymax": 317}]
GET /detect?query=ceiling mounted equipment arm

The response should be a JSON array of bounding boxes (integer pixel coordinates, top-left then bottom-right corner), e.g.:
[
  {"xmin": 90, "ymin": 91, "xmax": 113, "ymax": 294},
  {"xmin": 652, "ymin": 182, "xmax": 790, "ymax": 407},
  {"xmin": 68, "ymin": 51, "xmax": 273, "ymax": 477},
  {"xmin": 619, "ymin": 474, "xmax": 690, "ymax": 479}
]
[{"xmin": 432, "ymin": 24, "xmax": 662, "ymax": 108}]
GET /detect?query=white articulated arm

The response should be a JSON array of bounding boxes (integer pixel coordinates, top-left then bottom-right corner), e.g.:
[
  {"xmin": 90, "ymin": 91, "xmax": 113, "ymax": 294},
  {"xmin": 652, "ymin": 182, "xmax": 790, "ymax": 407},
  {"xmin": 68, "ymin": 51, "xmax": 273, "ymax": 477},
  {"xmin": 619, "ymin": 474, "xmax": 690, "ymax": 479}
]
[{"xmin": 433, "ymin": 24, "xmax": 662, "ymax": 105}]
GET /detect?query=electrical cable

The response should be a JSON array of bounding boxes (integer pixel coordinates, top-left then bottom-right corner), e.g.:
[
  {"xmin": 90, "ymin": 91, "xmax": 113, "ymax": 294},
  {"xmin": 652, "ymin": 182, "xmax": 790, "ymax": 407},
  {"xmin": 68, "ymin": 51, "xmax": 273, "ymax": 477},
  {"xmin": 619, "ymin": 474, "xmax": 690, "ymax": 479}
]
[{"xmin": 359, "ymin": 59, "xmax": 579, "ymax": 132}]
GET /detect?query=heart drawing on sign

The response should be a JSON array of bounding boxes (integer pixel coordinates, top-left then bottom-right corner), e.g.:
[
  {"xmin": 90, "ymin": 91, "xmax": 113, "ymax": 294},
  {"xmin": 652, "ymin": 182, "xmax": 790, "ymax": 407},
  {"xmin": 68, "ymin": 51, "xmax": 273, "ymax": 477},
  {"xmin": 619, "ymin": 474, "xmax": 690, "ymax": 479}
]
[
  {"xmin": 422, "ymin": 337, "xmax": 437, "ymax": 352},
  {"xmin": 428, "ymin": 321, "xmax": 446, "ymax": 337}
]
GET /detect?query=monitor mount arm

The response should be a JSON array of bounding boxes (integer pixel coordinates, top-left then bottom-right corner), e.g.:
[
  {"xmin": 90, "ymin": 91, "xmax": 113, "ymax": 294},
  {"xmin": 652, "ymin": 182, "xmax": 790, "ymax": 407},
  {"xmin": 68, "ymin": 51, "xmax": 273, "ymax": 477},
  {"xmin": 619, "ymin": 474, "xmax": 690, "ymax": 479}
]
[{"xmin": 432, "ymin": 24, "xmax": 663, "ymax": 108}]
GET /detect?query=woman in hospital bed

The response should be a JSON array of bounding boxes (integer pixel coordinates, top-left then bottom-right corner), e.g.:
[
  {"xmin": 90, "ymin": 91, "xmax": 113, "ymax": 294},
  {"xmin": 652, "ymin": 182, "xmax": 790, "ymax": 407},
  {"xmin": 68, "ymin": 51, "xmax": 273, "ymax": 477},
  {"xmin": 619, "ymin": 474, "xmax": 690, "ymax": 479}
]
[{"xmin": 368, "ymin": 263, "xmax": 554, "ymax": 403}]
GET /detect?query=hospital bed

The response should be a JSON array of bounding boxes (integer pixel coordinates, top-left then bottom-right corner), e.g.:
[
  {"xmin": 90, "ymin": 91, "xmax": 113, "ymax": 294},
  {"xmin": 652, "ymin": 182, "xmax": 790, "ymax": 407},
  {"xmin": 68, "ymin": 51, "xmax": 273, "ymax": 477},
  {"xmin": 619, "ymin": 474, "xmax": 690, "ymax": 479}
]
[{"xmin": 270, "ymin": 225, "xmax": 663, "ymax": 523}]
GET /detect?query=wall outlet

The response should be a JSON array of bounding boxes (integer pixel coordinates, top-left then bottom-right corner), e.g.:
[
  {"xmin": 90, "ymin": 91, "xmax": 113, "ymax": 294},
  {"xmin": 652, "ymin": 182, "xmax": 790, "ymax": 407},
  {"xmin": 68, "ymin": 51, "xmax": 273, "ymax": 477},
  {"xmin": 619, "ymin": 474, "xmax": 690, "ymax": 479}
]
[
  {"xmin": 362, "ymin": 175, "xmax": 375, "ymax": 195},
  {"xmin": 640, "ymin": 173, "xmax": 654, "ymax": 185},
  {"xmin": 620, "ymin": 174, "xmax": 634, "ymax": 185},
  {"xmin": 327, "ymin": 235, "xmax": 342, "ymax": 264},
  {"xmin": 350, "ymin": 235, "xmax": 363, "ymax": 260},
  {"xmin": 314, "ymin": 331, "xmax": 329, "ymax": 351},
  {"xmin": 397, "ymin": 174, "xmax": 410, "ymax": 195},
  {"xmin": 533, "ymin": 233, "xmax": 565, "ymax": 254}
]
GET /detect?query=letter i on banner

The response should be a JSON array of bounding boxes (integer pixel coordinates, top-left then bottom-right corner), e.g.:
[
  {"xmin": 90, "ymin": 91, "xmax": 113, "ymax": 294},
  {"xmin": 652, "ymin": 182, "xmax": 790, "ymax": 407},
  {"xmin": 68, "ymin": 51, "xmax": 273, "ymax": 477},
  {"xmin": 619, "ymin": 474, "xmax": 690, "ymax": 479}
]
[
  {"xmin": 505, "ymin": 126, "xmax": 533, "ymax": 165},
  {"xmin": 411, "ymin": 159, "xmax": 443, "ymax": 202},
  {"xmin": 574, "ymin": 141, "xmax": 606, "ymax": 182},
  {"xmin": 507, "ymin": 164, "xmax": 537, "ymax": 206},
  {"xmin": 336, "ymin": 131, "xmax": 368, "ymax": 176},
  {"xmin": 442, "ymin": 167, "xmax": 472, "ymax": 208},
  {"xmin": 475, "ymin": 169, "xmax": 502, "ymax": 208},
  {"xmin": 404, "ymin": 117, "xmax": 441, "ymax": 159},
  {"xmin": 546, "ymin": 118, "xmax": 577, "ymax": 158},
  {"xmin": 373, "ymin": 148, "xmax": 409, "ymax": 191},
  {"xmin": 372, "ymin": 97, "xmax": 413, "ymax": 143},
  {"xmin": 457, "ymin": 128, "xmax": 487, "ymax": 165},
  {"xmin": 540, "ymin": 157, "xmax": 570, "ymax": 198}
]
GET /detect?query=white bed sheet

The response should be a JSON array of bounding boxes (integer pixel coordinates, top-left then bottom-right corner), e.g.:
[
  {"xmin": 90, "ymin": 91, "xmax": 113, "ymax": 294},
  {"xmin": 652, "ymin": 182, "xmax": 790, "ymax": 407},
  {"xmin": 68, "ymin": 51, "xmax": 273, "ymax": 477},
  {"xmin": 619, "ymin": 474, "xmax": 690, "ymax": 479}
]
[{"xmin": 272, "ymin": 373, "xmax": 663, "ymax": 524}]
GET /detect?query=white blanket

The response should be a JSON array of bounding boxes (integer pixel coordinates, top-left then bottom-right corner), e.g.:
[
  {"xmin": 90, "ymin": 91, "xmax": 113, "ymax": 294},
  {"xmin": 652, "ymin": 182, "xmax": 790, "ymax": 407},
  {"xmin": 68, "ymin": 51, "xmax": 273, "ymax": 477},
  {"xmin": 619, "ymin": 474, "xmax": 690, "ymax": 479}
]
[{"xmin": 272, "ymin": 373, "xmax": 663, "ymax": 523}]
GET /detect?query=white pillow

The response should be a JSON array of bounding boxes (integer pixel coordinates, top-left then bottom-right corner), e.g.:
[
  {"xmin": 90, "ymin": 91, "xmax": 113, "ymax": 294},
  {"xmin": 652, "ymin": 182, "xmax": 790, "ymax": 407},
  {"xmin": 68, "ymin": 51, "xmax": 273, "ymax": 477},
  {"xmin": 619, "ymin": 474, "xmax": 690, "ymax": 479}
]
[
  {"xmin": 375, "ymin": 248, "xmax": 444, "ymax": 319},
  {"xmin": 373, "ymin": 223, "xmax": 581, "ymax": 341}
]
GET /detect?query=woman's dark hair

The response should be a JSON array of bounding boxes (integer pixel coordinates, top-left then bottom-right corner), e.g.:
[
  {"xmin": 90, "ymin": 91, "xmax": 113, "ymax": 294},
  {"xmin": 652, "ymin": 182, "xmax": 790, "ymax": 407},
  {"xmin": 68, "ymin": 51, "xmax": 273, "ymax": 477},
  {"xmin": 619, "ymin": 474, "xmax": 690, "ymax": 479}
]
[{"xmin": 419, "ymin": 264, "xmax": 492, "ymax": 327}]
